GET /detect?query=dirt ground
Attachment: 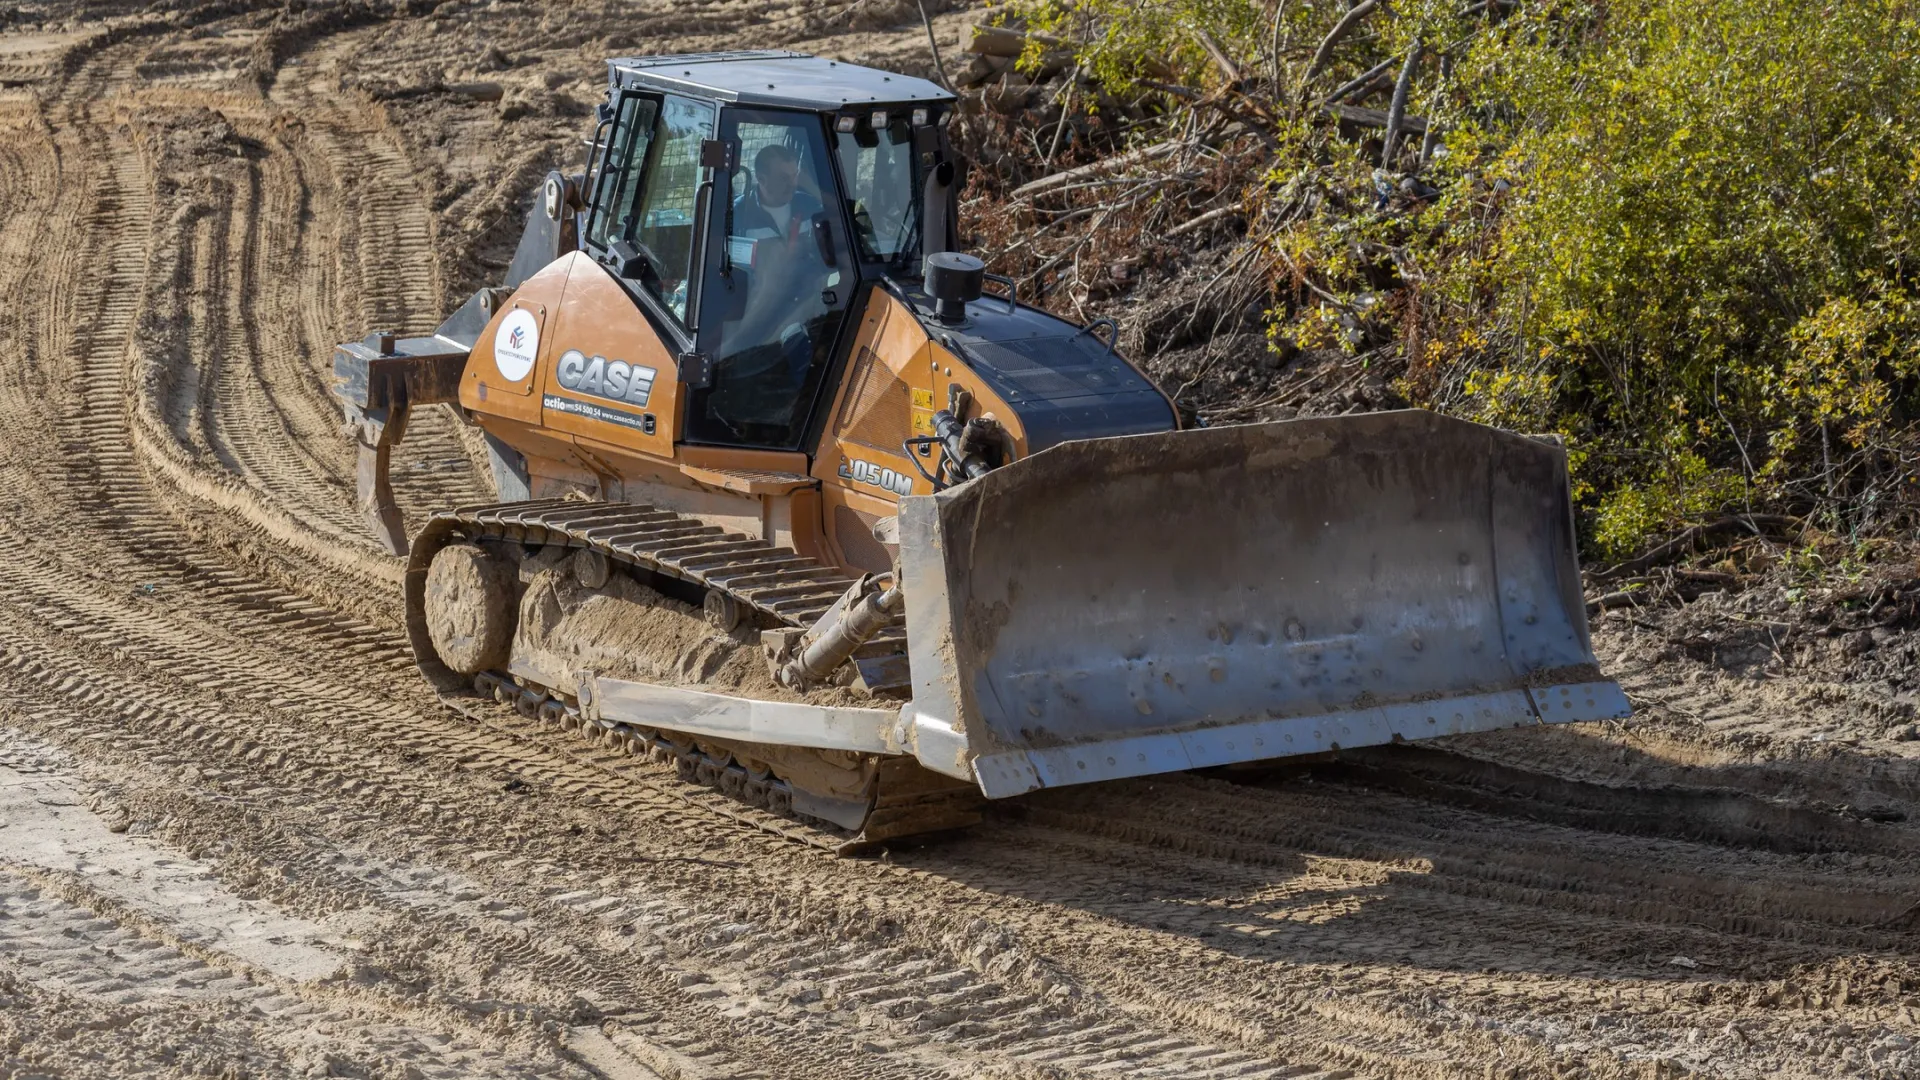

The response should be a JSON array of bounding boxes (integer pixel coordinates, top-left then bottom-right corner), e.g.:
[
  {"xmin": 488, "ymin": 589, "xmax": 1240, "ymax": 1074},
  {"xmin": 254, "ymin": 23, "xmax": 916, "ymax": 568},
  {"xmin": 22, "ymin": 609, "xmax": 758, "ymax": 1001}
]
[{"xmin": 0, "ymin": 2, "xmax": 1915, "ymax": 1078}]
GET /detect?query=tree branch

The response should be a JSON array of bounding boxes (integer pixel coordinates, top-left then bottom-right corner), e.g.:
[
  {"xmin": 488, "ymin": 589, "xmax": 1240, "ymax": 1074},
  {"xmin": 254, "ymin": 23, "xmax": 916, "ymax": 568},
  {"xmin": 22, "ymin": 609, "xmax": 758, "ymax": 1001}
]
[
  {"xmin": 1167, "ymin": 204, "xmax": 1243, "ymax": 237},
  {"xmin": 1191, "ymin": 28, "xmax": 1242, "ymax": 85},
  {"xmin": 1325, "ymin": 56, "xmax": 1396, "ymax": 103},
  {"xmin": 1302, "ymin": 0, "xmax": 1379, "ymax": 86},
  {"xmin": 1592, "ymin": 515, "xmax": 1802, "ymax": 584},
  {"xmin": 1269, "ymin": 0, "xmax": 1292, "ymax": 87},
  {"xmin": 913, "ymin": 0, "xmax": 950, "ymax": 89},
  {"xmin": 1010, "ymin": 139, "xmax": 1195, "ymax": 199},
  {"xmin": 1381, "ymin": 39, "xmax": 1422, "ymax": 167}
]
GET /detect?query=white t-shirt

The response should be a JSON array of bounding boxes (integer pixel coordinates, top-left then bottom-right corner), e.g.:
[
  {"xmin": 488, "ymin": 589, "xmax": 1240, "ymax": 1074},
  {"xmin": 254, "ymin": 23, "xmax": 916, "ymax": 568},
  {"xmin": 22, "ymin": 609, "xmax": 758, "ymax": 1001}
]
[{"xmin": 764, "ymin": 200, "xmax": 792, "ymax": 236}]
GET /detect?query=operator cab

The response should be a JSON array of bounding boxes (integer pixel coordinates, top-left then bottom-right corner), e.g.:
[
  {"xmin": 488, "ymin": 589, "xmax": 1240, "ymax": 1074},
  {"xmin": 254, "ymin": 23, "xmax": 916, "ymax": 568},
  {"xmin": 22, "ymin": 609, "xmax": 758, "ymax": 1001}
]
[{"xmin": 581, "ymin": 52, "xmax": 954, "ymax": 451}]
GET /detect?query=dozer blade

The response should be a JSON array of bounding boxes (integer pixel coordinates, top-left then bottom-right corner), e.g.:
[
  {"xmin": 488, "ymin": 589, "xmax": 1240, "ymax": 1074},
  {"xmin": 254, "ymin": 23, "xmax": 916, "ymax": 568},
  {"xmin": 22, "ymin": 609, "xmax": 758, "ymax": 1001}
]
[{"xmin": 896, "ymin": 410, "xmax": 1628, "ymax": 798}]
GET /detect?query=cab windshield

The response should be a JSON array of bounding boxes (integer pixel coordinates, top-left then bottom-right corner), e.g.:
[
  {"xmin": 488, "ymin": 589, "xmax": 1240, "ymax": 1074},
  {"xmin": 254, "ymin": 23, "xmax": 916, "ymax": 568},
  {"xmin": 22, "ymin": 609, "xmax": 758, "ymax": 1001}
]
[{"xmin": 834, "ymin": 116, "xmax": 924, "ymax": 268}]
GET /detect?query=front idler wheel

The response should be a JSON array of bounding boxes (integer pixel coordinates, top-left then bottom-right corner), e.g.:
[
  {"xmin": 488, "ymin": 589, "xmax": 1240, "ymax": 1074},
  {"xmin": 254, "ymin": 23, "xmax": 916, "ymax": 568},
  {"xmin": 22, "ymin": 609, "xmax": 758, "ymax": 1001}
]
[{"xmin": 423, "ymin": 543, "xmax": 518, "ymax": 675}]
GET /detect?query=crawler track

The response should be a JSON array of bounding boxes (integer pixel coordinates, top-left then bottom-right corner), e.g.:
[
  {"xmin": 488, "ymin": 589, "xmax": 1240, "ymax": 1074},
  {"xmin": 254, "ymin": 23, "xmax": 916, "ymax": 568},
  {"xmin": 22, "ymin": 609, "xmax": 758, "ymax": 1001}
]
[
  {"xmin": 414, "ymin": 500, "xmax": 973, "ymax": 846},
  {"xmin": 403, "ymin": 498, "xmax": 896, "ymax": 677}
]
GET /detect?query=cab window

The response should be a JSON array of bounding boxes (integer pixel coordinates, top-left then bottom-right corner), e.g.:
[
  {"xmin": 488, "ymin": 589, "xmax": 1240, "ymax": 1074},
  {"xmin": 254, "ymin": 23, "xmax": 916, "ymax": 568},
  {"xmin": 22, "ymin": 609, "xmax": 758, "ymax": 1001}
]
[
  {"xmin": 834, "ymin": 115, "xmax": 923, "ymax": 268},
  {"xmin": 586, "ymin": 95, "xmax": 657, "ymax": 250},
  {"xmin": 586, "ymin": 92, "xmax": 714, "ymax": 328}
]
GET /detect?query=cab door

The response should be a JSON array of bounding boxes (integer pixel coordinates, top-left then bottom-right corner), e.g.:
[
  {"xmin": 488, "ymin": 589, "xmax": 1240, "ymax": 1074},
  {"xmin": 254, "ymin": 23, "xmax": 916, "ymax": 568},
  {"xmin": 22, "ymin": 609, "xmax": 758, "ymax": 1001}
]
[
  {"xmin": 684, "ymin": 108, "xmax": 859, "ymax": 451},
  {"xmin": 581, "ymin": 90, "xmax": 714, "ymax": 332}
]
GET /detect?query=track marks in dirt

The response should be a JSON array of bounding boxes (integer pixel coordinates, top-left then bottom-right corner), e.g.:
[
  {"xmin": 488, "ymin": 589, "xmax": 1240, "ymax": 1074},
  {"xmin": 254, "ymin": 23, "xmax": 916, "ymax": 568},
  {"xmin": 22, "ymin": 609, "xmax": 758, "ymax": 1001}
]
[
  {"xmin": 283, "ymin": 64, "xmax": 493, "ymax": 528},
  {"xmin": 0, "ymin": 735, "xmax": 346, "ymax": 983},
  {"xmin": 456, "ymin": 695, "xmax": 1920, "ymax": 1077},
  {"xmin": 903, "ymin": 779, "xmax": 1920, "ymax": 1077},
  {"xmin": 0, "ymin": 868, "xmax": 587, "ymax": 1080},
  {"xmin": 201, "ymin": 112, "xmax": 371, "ymax": 542},
  {"xmin": 0, "ymin": 30, "xmax": 487, "ymax": 629},
  {"xmin": 0, "ymin": 614, "xmax": 1346, "ymax": 1080},
  {"xmin": 0, "ymin": 735, "xmax": 582, "ymax": 1080}
]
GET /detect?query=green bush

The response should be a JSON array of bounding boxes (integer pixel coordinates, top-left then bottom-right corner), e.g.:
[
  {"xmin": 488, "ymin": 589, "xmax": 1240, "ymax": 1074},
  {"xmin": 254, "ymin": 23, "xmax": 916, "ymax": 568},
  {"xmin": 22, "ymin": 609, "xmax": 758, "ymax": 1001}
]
[
  {"xmin": 999, "ymin": 0, "xmax": 1920, "ymax": 559},
  {"xmin": 1441, "ymin": 0, "xmax": 1920, "ymax": 556}
]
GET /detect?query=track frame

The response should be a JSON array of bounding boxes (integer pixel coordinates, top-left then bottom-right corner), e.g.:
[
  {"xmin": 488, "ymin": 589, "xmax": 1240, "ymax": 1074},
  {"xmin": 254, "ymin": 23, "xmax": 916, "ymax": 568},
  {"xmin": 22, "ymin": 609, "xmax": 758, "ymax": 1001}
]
[{"xmin": 411, "ymin": 500, "xmax": 977, "ymax": 848}]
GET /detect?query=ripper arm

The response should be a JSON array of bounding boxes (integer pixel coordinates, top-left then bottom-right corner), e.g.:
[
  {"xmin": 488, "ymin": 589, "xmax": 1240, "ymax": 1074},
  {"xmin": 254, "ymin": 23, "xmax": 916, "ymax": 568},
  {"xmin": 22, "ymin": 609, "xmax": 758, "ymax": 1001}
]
[{"xmin": 332, "ymin": 329, "xmax": 466, "ymax": 556}]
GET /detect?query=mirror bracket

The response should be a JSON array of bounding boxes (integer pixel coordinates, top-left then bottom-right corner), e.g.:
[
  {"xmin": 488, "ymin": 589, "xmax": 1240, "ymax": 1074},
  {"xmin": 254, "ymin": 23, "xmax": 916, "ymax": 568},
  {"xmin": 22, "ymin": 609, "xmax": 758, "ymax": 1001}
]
[
  {"xmin": 610, "ymin": 238, "xmax": 658, "ymax": 284},
  {"xmin": 699, "ymin": 138, "xmax": 738, "ymax": 171}
]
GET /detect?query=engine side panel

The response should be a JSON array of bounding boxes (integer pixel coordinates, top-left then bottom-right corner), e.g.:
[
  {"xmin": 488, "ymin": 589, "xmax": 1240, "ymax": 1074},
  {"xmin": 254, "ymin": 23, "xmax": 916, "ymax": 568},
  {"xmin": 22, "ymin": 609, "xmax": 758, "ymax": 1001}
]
[
  {"xmin": 886, "ymin": 282, "xmax": 1178, "ymax": 451},
  {"xmin": 810, "ymin": 287, "xmax": 1030, "ymax": 573},
  {"xmin": 461, "ymin": 256, "xmax": 566, "ymax": 428}
]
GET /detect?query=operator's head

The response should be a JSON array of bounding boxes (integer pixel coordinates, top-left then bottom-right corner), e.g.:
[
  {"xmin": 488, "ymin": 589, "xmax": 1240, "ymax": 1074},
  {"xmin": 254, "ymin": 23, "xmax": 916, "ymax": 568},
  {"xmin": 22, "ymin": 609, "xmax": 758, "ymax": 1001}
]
[{"xmin": 754, "ymin": 143, "xmax": 800, "ymax": 208}]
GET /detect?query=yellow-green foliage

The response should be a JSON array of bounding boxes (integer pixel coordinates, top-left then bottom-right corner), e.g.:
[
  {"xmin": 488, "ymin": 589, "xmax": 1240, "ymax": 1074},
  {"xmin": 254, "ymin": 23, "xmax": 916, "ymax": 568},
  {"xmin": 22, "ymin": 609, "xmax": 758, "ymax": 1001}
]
[
  {"xmin": 1004, "ymin": 0, "xmax": 1920, "ymax": 557},
  {"xmin": 1444, "ymin": 0, "xmax": 1920, "ymax": 546},
  {"xmin": 1591, "ymin": 448, "xmax": 1749, "ymax": 561},
  {"xmin": 1766, "ymin": 287, "xmax": 1920, "ymax": 471},
  {"xmin": 1012, "ymin": 0, "xmax": 1271, "ymax": 89}
]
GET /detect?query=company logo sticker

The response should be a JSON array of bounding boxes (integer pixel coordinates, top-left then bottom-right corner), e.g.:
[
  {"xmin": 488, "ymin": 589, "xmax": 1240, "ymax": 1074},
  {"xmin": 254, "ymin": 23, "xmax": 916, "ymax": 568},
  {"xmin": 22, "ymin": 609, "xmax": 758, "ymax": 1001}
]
[
  {"xmin": 556, "ymin": 349, "xmax": 657, "ymax": 408},
  {"xmin": 839, "ymin": 457, "xmax": 914, "ymax": 497},
  {"xmin": 493, "ymin": 308, "xmax": 540, "ymax": 382}
]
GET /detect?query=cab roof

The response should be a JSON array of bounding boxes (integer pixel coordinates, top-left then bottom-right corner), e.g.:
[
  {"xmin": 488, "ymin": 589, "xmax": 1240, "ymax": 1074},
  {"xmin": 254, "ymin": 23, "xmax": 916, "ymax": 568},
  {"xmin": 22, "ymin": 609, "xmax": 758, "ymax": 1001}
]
[{"xmin": 607, "ymin": 51, "xmax": 954, "ymax": 110}]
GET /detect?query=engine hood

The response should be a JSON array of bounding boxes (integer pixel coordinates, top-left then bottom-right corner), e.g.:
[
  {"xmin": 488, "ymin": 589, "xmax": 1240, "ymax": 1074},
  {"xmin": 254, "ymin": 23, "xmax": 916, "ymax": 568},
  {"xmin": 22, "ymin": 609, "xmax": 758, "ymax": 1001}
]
[{"xmin": 889, "ymin": 281, "xmax": 1178, "ymax": 453}]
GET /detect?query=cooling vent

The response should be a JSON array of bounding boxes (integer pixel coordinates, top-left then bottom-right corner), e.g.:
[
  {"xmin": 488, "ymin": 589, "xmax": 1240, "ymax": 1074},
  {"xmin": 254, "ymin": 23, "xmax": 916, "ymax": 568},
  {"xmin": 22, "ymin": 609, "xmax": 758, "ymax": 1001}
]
[{"xmin": 835, "ymin": 346, "xmax": 912, "ymax": 454}]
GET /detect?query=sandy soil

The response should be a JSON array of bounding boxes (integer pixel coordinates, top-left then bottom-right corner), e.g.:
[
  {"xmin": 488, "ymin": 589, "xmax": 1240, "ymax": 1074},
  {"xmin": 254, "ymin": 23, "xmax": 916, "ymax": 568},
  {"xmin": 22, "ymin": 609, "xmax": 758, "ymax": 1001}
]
[{"xmin": 0, "ymin": 2, "xmax": 1914, "ymax": 1078}]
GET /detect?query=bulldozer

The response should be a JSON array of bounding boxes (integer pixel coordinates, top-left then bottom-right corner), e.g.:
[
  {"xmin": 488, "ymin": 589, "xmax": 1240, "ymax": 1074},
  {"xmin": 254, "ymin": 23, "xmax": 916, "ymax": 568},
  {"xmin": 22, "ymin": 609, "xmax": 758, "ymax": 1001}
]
[{"xmin": 332, "ymin": 52, "xmax": 1627, "ymax": 847}]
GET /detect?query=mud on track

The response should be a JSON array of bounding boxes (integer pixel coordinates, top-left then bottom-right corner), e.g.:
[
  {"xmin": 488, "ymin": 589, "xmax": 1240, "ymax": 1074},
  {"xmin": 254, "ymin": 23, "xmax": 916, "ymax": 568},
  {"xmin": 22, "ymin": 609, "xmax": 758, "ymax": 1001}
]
[{"xmin": 0, "ymin": 3, "xmax": 1915, "ymax": 1078}]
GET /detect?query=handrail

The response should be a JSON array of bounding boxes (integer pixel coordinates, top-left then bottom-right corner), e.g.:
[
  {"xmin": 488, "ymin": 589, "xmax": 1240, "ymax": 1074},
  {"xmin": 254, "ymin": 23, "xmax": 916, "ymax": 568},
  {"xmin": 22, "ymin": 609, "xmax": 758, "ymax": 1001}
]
[
  {"xmin": 579, "ymin": 111, "xmax": 614, "ymax": 241},
  {"xmin": 981, "ymin": 272, "xmax": 1018, "ymax": 313},
  {"xmin": 686, "ymin": 177, "xmax": 714, "ymax": 332},
  {"xmin": 1074, "ymin": 316, "xmax": 1119, "ymax": 355}
]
